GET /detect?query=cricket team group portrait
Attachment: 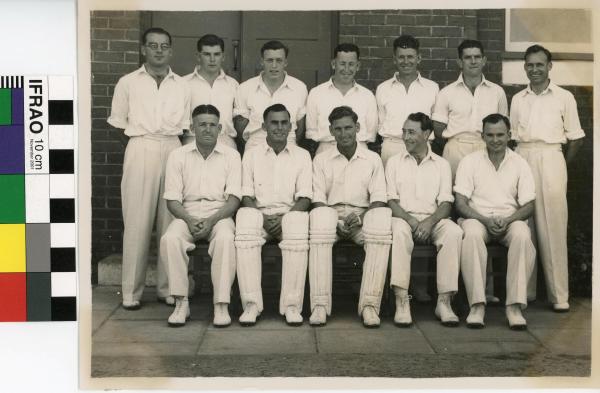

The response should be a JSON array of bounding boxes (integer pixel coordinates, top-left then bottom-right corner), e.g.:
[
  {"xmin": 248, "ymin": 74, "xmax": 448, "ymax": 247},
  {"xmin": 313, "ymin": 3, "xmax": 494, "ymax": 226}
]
[
  {"xmin": 88, "ymin": 8, "xmax": 593, "ymax": 380},
  {"xmin": 109, "ymin": 30, "xmax": 580, "ymax": 325}
]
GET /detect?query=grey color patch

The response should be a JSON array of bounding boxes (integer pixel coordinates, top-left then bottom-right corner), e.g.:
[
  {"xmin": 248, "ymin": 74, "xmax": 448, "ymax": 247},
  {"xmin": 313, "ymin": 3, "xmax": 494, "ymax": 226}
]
[{"xmin": 26, "ymin": 223, "xmax": 51, "ymax": 272}]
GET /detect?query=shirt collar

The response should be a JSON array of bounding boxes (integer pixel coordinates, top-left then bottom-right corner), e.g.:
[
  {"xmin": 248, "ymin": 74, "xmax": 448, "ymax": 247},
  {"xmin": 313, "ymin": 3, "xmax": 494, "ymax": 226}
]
[
  {"xmin": 138, "ymin": 65, "xmax": 177, "ymax": 80},
  {"xmin": 457, "ymin": 73, "xmax": 491, "ymax": 88},
  {"xmin": 188, "ymin": 141, "xmax": 224, "ymax": 157},
  {"xmin": 257, "ymin": 72, "xmax": 292, "ymax": 92},
  {"xmin": 263, "ymin": 140, "xmax": 291, "ymax": 155},
  {"xmin": 482, "ymin": 147, "xmax": 513, "ymax": 169},
  {"xmin": 401, "ymin": 145, "xmax": 437, "ymax": 163},
  {"xmin": 331, "ymin": 142, "xmax": 368, "ymax": 161},
  {"xmin": 392, "ymin": 72, "xmax": 423, "ymax": 86},
  {"xmin": 327, "ymin": 77, "xmax": 358, "ymax": 91},
  {"xmin": 191, "ymin": 67, "xmax": 226, "ymax": 82},
  {"xmin": 525, "ymin": 80, "xmax": 557, "ymax": 96}
]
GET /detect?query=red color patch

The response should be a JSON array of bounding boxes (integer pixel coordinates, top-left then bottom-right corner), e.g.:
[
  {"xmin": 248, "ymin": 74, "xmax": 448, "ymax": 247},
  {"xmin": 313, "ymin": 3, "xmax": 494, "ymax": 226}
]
[{"xmin": 0, "ymin": 273, "xmax": 26, "ymax": 321}]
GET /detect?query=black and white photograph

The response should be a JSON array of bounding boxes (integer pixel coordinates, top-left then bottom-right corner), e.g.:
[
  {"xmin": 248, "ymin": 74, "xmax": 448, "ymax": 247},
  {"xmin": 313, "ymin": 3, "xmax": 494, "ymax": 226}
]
[{"xmin": 81, "ymin": 1, "xmax": 594, "ymax": 388}]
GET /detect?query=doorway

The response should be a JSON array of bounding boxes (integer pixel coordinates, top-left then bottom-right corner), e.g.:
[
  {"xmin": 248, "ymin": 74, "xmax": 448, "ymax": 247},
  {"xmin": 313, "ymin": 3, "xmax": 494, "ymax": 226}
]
[{"xmin": 147, "ymin": 11, "xmax": 337, "ymax": 89}]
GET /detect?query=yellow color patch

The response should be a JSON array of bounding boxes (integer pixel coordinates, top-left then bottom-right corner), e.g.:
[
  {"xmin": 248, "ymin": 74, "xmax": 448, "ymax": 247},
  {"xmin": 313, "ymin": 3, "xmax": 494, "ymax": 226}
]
[{"xmin": 0, "ymin": 224, "xmax": 26, "ymax": 272}]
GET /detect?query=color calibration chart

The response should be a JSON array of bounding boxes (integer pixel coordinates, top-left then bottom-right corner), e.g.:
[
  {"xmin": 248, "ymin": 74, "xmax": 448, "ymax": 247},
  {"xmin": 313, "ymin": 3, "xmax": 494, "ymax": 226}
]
[{"xmin": 0, "ymin": 76, "xmax": 76, "ymax": 321}]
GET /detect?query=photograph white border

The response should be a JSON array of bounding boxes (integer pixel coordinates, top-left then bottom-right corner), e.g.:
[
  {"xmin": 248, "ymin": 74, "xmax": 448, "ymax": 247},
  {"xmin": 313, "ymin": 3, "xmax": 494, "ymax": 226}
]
[{"xmin": 77, "ymin": 0, "xmax": 600, "ymax": 390}]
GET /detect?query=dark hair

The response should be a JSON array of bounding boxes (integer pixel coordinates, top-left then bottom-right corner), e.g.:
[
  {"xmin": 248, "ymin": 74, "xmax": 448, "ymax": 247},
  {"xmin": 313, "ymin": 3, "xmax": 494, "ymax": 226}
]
[
  {"xmin": 263, "ymin": 103, "xmax": 290, "ymax": 121},
  {"xmin": 261, "ymin": 40, "xmax": 289, "ymax": 57},
  {"xmin": 524, "ymin": 44, "xmax": 552, "ymax": 63},
  {"xmin": 406, "ymin": 112, "xmax": 433, "ymax": 132},
  {"xmin": 393, "ymin": 35, "xmax": 419, "ymax": 52},
  {"xmin": 197, "ymin": 34, "xmax": 225, "ymax": 52},
  {"xmin": 334, "ymin": 43, "xmax": 360, "ymax": 59},
  {"xmin": 482, "ymin": 113, "xmax": 510, "ymax": 131},
  {"xmin": 192, "ymin": 104, "xmax": 220, "ymax": 119},
  {"xmin": 457, "ymin": 39, "xmax": 484, "ymax": 58},
  {"xmin": 142, "ymin": 27, "xmax": 172, "ymax": 45},
  {"xmin": 328, "ymin": 106, "xmax": 358, "ymax": 124}
]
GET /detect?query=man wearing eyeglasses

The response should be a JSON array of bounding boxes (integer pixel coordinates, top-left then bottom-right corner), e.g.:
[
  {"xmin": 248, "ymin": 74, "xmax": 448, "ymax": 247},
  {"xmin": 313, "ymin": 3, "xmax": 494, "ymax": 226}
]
[{"xmin": 108, "ymin": 27, "xmax": 190, "ymax": 310}]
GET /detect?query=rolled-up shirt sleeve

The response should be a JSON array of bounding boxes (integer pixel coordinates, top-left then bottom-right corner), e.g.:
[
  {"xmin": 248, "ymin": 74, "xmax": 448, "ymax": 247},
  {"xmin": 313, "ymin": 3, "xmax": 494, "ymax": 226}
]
[
  {"xmin": 163, "ymin": 150, "xmax": 184, "ymax": 203},
  {"xmin": 365, "ymin": 94, "xmax": 379, "ymax": 142},
  {"xmin": 453, "ymin": 157, "xmax": 474, "ymax": 199},
  {"xmin": 233, "ymin": 84, "xmax": 249, "ymax": 119},
  {"xmin": 368, "ymin": 158, "xmax": 388, "ymax": 204},
  {"xmin": 224, "ymin": 151, "xmax": 243, "ymax": 201},
  {"xmin": 296, "ymin": 85, "xmax": 308, "ymax": 120},
  {"xmin": 498, "ymin": 87, "xmax": 509, "ymax": 116},
  {"xmin": 431, "ymin": 89, "xmax": 449, "ymax": 125},
  {"xmin": 516, "ymin": 159, "xmax": 536, "ymax": 206},
  {"xmin": 294, "ymin": 152, "xmax": 313, "ymax": 201},
  {"xmin": 305, "ymin": 89, "xmax": 319, "ymax": 141},
  {"xmin": 437, "ymin": 159, "xmax": 455, "ymax": 204},
  {"xmin": 312, "ymin": 155, "xmax": 328, "ymax": 205},
  {"xmin": 177, "ymin": 83, "xmax": 191, "ymax": 131},
  {"xmin": 563, "ymin": 91, "xmax": 585, "ymax": 140},
  {"xmin": 385, "ymin": 156, "xmax": 400, "ymax": 201},
  {"xmin": 241, "ymin": 150, "xmax": 255, "ymax": 198},
  {"xmin": 107, "ymin": 77, "xmax": 129, "ymax": 130}
]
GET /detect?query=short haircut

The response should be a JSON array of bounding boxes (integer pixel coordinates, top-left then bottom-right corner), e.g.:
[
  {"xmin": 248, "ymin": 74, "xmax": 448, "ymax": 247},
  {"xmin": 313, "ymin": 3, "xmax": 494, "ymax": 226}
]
[
  {"xmin": 261, "ymin": 40, "xmax": 289, "ymax": 57},
  {"xmin": 192, "ymin": 104, "xmax": 220, "ymax": 119},
  {"xmin": 328, "ymin": 106, "xmax": 358, "ymax": 124},
  {"xmin": 457, "ymin": 39, "xmax": 484, "ymax": 58},
  {"xmin": 334, "ymin": 43, "xmax": 360, "ymax": 59},
  {"xmin": 524, "ymin": 44, "xmax": 552, "ymax": 63},
  {"xmin": 406, "ymin": 112, "xmax": 433, "ymax": 132},
  {"xmin": 197, "ymin": 34, "xmax": 225, "ymax": 52},
  {"xmin": 142, "ymin": 27, "xmax": 172, "ymax": 45},
  {"xmin": 482, "ymin": 113, "xmax": 510, "ymax": 131},
  {"xmin": 263, "ymin": 103, "xmax": 290, "ymax": 121},
  {"xmin": 393, "ymin": 35, "xmax": 419, "ymax": 52}
]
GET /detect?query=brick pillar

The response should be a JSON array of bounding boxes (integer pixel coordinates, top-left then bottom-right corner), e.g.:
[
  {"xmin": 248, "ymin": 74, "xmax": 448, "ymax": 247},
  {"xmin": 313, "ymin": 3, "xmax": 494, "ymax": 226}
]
[{"xmin": 91, "ymin": 11, "xmax": 142, "ymax": 268}]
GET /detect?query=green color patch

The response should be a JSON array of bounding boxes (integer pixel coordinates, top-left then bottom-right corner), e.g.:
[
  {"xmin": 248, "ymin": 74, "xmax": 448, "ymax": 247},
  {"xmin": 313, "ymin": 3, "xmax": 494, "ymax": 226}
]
[
  {"xmin": 0, "ymin": 89, "xmax": 11, "ymax": 125},
  {"xmin": 0, "ymin": 175, "xmax": 25, "ymax": 223}
]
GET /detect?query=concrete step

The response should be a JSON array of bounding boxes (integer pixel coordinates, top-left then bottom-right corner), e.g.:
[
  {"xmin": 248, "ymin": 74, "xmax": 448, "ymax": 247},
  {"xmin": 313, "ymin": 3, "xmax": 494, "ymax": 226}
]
[{"xmin": 98, "ymin": 254, "xmax": 157, "ymax": 286}]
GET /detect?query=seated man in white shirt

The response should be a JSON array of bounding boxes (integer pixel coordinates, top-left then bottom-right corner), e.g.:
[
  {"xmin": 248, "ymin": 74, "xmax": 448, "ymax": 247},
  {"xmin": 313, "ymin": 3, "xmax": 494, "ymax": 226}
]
[
  {"xmin": 310, "ymin": 106, "xmax": 392, "ymax": 328},
  {"xmin": 454, "ymin": 113, "xmax": 536, "ymax": 330},
  {"xmin": 235, "ymin": 103, "xmax": 313, "ymax": 326},
  {"xmin": 160, "ymin": 104, "xmax": 242, "ymax": 327},
  {"xmin": 386, "ymin": 112, "xmax": 462, "ymax": 327}
]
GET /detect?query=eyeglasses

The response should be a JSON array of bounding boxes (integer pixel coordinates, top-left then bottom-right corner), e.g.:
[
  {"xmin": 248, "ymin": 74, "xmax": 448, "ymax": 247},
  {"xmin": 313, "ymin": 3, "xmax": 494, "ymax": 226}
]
[{"xmin": 145, "ymin": 43, "xmax": 171, "ymax": 51}]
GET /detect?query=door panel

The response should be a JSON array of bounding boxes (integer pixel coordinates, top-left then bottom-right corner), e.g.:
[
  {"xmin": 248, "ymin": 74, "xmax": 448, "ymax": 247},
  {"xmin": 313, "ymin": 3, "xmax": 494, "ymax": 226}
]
[
  {"xmin": 148, "ymin": 11, "xmax": 335, "ymax": 88},
  {"xmin": 151, "ymin": 11, "xmax": 242, "ymax": 79},
  {"xmin": 241, "ymin": 11, "xmax": 334, "ymax": 89}
]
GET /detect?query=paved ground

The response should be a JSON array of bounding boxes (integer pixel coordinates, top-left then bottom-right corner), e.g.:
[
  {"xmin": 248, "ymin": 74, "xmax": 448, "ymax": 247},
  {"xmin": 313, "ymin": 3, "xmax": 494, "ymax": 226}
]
[{"xmin": 91, "ymin": 286, "xmax": 591, "ymax": 378}]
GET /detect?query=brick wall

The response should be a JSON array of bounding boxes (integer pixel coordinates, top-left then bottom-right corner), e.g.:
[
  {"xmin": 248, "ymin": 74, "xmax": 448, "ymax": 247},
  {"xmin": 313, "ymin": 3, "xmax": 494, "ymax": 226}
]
[
  {"xmin": 90, "ymin": 9, "xmax": 593, "ymax": 293},
  {"xmin": 91, "ymin": 11, "xmax": 142, "ymax": 268}
]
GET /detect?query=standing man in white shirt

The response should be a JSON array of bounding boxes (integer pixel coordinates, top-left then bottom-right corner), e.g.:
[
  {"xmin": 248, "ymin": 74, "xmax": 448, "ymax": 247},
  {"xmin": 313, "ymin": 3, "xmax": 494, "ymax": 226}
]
[
  {"xmin": 510, "ymin": 45, "xmax": 585, "ymax": 312},
  {"xmin": 160, "ymin": 104, "xmax": 241, "ymax": 327},
  {"xmin": 108, "ymin": 27, "xmax": 190, "ymax": 310},
  {"xmin": 235, "ymin": 104, "xmax": 313, "ymax": 326},
  {"xmin": 432, "ymin": 39, "xmax": 508, "ymax": 177},
  {"xmin": 454, "ymin": 114, "xmax": 536, "ymax": 330},
  {"xmin": 376, "ymin": 35, "xmax": 439, "ymax": 167},
  {"xmin": 305, "ymin": 43, "xmax": 378, "ymax": 155},
  {"xmin": 184, "ymin": 34, "xmax": 239, "ymax": 149},
  {"xmin": 234, "ymin": 41, "xmax": 308, "ymax": 152},
  {"xmin": 386, "ymin": 112, "xmax": 462, "ymax": 327},
  {"xmin": 310, "ymin": 106, "xmax": 392, "ymax": 328}
]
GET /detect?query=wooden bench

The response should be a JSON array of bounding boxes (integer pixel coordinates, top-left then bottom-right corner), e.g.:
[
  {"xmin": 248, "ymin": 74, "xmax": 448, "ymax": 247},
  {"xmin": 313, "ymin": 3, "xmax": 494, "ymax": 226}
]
[{"xmin": 187, "ymin": 241, "xmax": 508, "ymax": 316}]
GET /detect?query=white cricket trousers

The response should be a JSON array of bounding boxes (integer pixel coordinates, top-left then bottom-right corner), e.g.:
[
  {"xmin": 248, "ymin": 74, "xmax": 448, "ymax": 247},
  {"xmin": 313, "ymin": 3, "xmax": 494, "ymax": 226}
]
[
  {"xmin": 121, "ymin": 134, "xmax": 181, "ymax": 302},
  {"xmin": 160, "ymin": 212, "xmax": 236, "ymax": 304},
  {"xmin": 390, "ymin": 217, "xmax": 462, "ymax": 294},
  {"xmin": 460, "ymin": 219, "xmax": 535, "ymax": 307},
  {"xmin": 517, "ymin": 142, "xmax": 569, "ymax": 304}
]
